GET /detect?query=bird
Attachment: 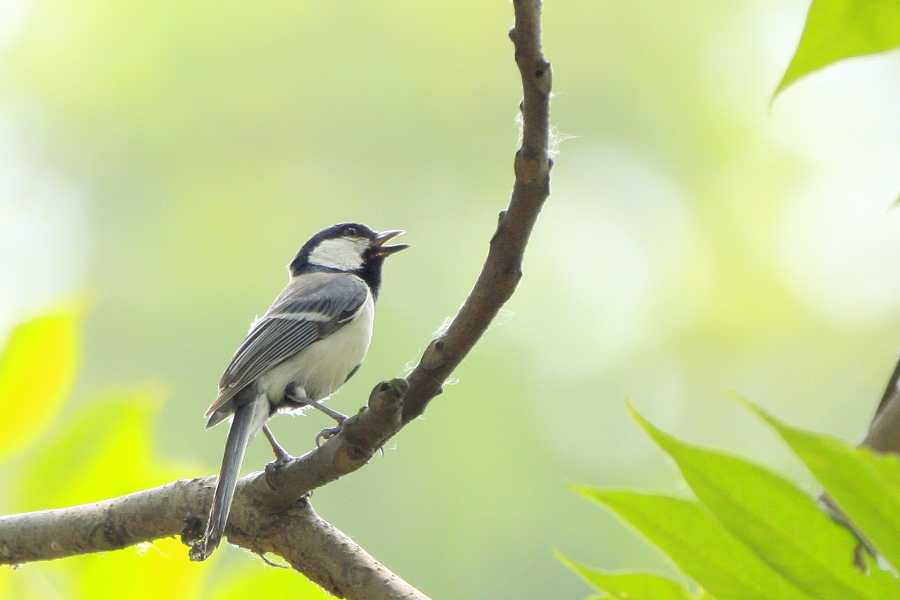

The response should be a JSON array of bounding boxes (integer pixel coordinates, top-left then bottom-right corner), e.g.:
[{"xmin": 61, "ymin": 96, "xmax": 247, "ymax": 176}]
[{"xmin": 189, "ymin": 223, "xmax": 408, "ymax": 561}]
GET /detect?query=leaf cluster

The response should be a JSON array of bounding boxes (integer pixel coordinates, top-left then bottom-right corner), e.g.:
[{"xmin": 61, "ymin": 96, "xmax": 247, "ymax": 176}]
[{"xmin": 562, "ymin": 401, "xmax": 900, "ymax": 600}]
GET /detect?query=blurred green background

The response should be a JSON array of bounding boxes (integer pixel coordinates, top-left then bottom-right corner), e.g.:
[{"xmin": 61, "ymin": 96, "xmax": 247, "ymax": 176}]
[{"xmin": 1, "ymin": 0, "xmax": 900, "ymax": 598}]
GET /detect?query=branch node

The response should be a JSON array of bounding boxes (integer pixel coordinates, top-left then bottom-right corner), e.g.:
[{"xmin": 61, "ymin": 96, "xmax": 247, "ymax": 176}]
[
  {"xmin": 420, "ymin": 338, "xmax": 447, "ymax": 369},
  {"xmin": 264, "ymin": 462, "xmax": 282, "ymax": 490},
  {"xmin": 370, "ymin": 378, "xmax": 409, "ymax": 410},
  {"xmin": 534, "ymin": 62, "xmax": 552, "ymax": 94},
  {"xmin": 514, "ymin": 148, "xmax": 546, "ymax": 183},
  {"xmin": 181, "ymin": 516, "xmax": 203, "ymax": 546}
]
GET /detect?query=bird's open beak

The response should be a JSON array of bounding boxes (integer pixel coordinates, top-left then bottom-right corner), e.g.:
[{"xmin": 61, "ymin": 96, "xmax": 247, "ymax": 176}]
[{"xmin": 371, "ymin": 230, "xmax": 409, "ymax": 256}]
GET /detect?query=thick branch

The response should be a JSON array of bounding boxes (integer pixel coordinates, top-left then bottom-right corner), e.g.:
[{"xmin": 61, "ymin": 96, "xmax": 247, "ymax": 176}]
[
  {"xmin": 0, "ymin": 379, "xmax": 409, "ymax": 557},
  {"xmin": 0, "ymin": 485, "xmax": 425, "ymax": 599},
  {"xmin": 229, "ymin": 501, "xmax": 427, "ymax": 600},
  {"xmin": 0, "ymin": 2, "xmax": 551, "ymax": 599},
  {"xmin": 1, "ymin": 380, "xmax": 419, "ymax": 600}
]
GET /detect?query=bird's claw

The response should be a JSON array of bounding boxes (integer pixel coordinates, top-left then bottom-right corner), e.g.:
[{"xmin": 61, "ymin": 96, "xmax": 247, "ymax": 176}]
[
  {"xmin": 272, "ymin": 450, "xmax": 294, "ymax": 465},
  {"xmin": 189, "ymin": 541, "xmax": 211, "ymax": 562},
  {"xmin": 316, "ymin": 423, "xmax": 344, "ymax": 447}
]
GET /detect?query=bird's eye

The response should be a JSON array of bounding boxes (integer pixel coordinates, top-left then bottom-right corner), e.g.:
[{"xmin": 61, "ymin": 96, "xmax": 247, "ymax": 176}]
[{"xmin": 346, "ymin": 227, "xmax": 358, "ymax": 236}]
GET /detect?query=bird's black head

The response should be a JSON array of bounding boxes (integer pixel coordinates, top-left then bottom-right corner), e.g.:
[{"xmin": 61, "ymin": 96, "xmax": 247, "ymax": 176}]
[{"xmin": 289, "ymin": 223, "xmax": 408, "ymax": 296}]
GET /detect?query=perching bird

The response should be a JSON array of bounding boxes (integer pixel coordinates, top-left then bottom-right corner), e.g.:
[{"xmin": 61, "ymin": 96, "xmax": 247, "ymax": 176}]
[{"xmin": 190, "ymin": 223, "xmax": 408, "ymax": 561}]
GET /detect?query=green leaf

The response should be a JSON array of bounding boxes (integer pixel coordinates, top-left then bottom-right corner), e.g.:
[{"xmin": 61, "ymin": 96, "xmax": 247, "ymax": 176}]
[
  {"xmin": 750, "ymin": 402, "xmax": 900, "ymax": 571},
  {"xmin": 777, "ymin": 0, "xmax": 900, "ymax": 95},
  {"xmin": 0, "ymin": 309, "xmax": 80, "ymax": 457},
  {"xmin": 629, "ymin": 405, "xmax": 900, "ymax": 600},
  {"xmin": 17, "ymin": 390, "xmax": 181, "ymax": 511},
  {"xmin": 573, "ymin": 487, "xmax": 812, "ymax": 600},
  {"xmin": 558, "ymin": 553, "xmax": 706, "ymax": 600}
]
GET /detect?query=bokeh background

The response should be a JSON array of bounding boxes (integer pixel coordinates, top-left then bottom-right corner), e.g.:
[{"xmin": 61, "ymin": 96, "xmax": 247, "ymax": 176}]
[{"xmin": 1, "ymin": 0, "xmax": 900, "ymax": 598}]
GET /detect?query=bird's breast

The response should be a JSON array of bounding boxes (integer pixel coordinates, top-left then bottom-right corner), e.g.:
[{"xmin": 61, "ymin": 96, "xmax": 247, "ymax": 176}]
[{"xmin": 262, "ymin": 295, "xmax": 375, "ymax": 404}]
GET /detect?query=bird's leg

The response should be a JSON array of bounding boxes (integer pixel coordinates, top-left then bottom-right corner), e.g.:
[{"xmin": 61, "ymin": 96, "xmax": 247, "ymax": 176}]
[
  {"xmin": 262, "ymin": 424, "xmax": 293, "ymax": 463},
  {"xmin": 284, "ymin": 387, "xmax": 349, "ymax": 446},
  {"xmin": 302, "ymin": 398, "xmax": 349, "ymax": 424},
  {"xmin": 303, "ymin": 398, "xmax": 349, "ymax": 446}
]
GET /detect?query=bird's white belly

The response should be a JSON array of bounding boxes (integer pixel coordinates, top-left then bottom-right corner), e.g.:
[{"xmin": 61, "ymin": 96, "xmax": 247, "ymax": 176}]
[{"xmin": 262, "ymin": 295, "xmax": 375, "ymax": 403}]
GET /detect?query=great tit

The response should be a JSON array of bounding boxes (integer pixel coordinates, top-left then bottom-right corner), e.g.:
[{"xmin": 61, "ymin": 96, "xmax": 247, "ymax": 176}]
[{"xmin": 190, "ymin": 223, "xmax": 408, "ymax": 561}]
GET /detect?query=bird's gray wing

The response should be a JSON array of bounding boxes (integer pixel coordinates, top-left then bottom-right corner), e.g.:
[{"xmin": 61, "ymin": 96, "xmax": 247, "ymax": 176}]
[{"xmin": 205, "ymin": 273, "xmax": 369, "ymax": 420}]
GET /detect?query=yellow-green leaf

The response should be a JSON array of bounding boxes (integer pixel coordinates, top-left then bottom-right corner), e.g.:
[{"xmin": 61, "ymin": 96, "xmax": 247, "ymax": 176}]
[
  {"xmin": 777, "ymin": 0, "xmax": 900, "ymax": 96},
  {"xmin": 750, "ymin": 403, "xmax": 900, "ymax": 571},
  {"xmin": 573, "ymin": 488, "xmax": 811, "ymax": 600},
  {"xmin": 629, "ymin": 404, "xmax": 900, "ymax": 600},
  {"xmin": 558, "ymin": 554, "xmax": 706, "ymax": 600},
  {"xmin": 0, "ymin": 310, "xmax": 80, "ymax": 457}
]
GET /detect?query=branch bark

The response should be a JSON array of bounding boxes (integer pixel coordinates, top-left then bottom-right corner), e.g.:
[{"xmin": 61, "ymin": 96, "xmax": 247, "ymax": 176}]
[
  {"xmin": 0, "ymin": 1, "xmax": 552, "ymax": 598},
  {"xmin": 402, "ymin": 0, "xmax": 552, "ymax": 426}
]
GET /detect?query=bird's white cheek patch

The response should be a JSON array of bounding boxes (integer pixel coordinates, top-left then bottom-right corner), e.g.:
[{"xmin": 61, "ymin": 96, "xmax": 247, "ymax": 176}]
[{"xmin": 308, "ymin": 238, "xmax": 367, "ymax": 270}]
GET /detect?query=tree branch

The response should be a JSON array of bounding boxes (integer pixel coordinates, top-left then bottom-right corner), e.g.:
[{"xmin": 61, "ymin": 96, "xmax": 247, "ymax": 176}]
[
  {"xmin": 402, "ymin": 0, "xmax": 552, "ymax": 426},
  {"xmin": 0, "ymin": 1, "xmax": 552, "ymax": 598}
]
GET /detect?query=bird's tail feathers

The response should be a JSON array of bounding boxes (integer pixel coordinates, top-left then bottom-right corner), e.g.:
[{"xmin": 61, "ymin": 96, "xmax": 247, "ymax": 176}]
[{"xmin": 190, "ymin": 396, "xmax": 267, "ymax": 561}]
